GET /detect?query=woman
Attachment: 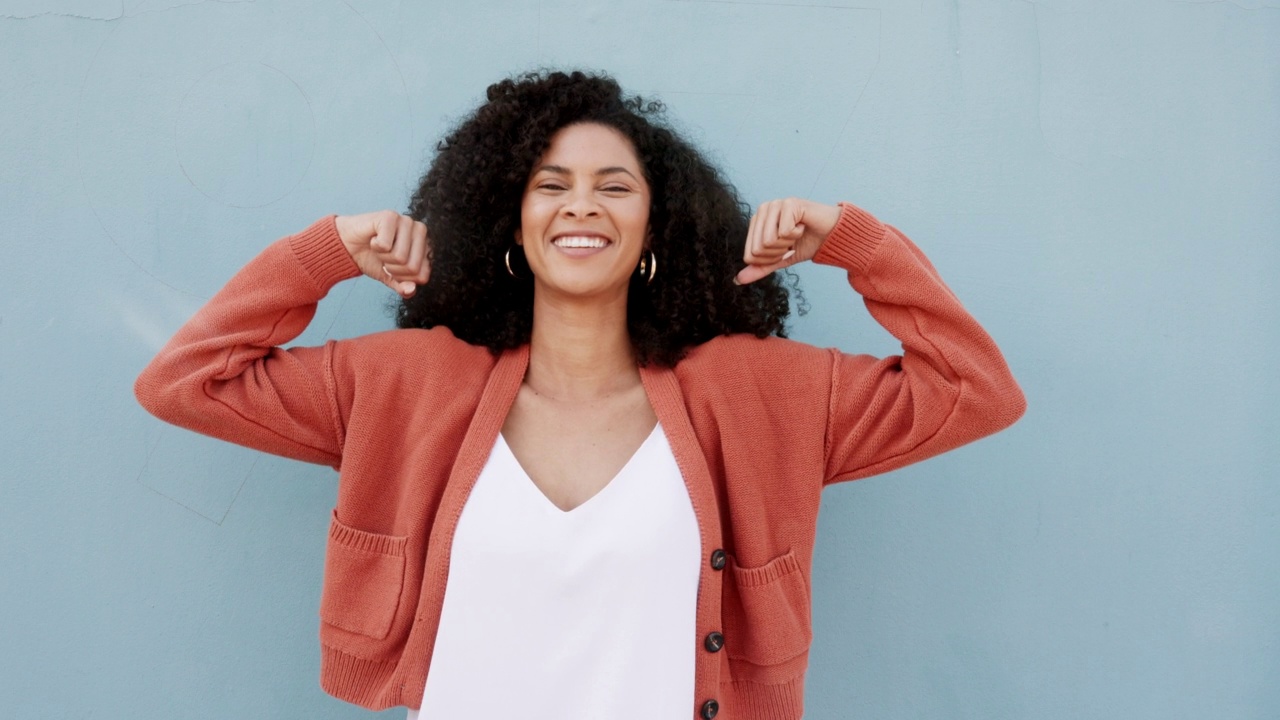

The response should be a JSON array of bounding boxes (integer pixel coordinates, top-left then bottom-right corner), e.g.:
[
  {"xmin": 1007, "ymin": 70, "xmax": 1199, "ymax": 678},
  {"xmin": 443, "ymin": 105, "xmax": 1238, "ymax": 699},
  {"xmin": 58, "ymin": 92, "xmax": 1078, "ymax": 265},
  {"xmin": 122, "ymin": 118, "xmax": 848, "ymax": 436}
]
[{"xmin": 135, "ymin": 70, "xmax": 1025, "ymax": 719}]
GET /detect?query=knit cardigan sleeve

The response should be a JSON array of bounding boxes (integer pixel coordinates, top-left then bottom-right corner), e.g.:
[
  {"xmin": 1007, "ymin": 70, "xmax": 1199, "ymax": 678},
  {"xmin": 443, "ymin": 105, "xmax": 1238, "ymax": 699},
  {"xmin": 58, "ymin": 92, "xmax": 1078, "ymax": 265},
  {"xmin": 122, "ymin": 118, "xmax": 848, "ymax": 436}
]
[
  {"xmin": 134, "ymin": 216, "xmax": 363, "ymax": 469},
  {"xmin": 813, "ymin": 203, "xmax": 1026, "ymax": 485}
]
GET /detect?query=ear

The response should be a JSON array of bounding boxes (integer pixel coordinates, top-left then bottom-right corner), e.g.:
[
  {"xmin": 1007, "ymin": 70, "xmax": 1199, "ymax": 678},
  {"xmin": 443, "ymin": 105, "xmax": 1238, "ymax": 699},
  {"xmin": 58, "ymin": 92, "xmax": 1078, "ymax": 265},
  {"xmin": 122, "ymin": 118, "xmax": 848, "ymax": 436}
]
[{"xmin": 514, "ymin": 229, "xmax": 523, "ymax": 246}]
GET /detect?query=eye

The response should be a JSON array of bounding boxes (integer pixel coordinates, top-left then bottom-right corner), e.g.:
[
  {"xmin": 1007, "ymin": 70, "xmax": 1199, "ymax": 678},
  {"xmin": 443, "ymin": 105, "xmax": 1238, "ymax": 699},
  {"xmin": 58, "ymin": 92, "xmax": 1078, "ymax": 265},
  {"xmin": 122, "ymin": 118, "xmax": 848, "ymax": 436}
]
[
  {"xmin": 537, "ymin": 182, "xmax": 567, "ymax": 191},
  {"xmin": 601, "ymin": 185, "xmax": 631, "ymax": 193}
]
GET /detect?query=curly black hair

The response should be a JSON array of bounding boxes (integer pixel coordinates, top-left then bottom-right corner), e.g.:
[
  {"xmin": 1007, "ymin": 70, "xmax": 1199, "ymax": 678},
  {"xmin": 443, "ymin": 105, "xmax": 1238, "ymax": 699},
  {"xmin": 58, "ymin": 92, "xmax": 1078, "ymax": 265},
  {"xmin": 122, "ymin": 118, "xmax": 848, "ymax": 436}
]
[{"xmin": 400, "ymin": 69, "xmax": 793, "ymax": 367}]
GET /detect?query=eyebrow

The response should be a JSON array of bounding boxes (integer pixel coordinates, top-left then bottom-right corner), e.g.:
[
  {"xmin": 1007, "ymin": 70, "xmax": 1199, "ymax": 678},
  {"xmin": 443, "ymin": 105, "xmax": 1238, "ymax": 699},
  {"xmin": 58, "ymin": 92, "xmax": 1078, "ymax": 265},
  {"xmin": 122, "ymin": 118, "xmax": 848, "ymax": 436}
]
[{"xmin": 534, "ymin": 164, "xmax": 641, "ymax": 181}]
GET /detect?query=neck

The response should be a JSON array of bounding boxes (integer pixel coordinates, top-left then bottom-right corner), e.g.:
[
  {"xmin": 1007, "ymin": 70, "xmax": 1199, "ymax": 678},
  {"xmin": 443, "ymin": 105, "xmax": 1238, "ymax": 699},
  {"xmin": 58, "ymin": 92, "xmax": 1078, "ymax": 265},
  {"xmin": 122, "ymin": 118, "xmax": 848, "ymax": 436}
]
[{"xmin": 526, "ymin": 287, "xmax": 639, "ymax": 402}]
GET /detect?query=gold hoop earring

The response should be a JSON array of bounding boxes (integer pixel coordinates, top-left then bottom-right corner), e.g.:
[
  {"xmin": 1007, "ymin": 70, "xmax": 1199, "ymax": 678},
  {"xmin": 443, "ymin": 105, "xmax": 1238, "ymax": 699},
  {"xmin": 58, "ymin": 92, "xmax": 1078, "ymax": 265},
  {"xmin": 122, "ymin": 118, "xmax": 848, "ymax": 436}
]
[
  {"xmin": 637, "ymin": 249, "xmax": 657, "ymax": 284},
  {"xmin": 505, "ymin": 247, "xmax": 521, "ymax": 279}
]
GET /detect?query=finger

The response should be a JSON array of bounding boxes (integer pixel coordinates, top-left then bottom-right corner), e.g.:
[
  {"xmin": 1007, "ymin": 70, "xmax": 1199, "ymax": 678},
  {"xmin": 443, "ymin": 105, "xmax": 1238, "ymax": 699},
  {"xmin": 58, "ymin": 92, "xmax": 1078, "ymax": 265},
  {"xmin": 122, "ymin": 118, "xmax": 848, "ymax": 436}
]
[
  {"xmin": 371, "ymin": 211, "xmax": 397, "ymax": 252},
  {"xmin": 744, "ymin": 200, "xmax": 774, "ymax": 265},
  {"xmin": 749, "ymin": 200, "xmax": 790, "ymax": 265},
  {"xmin": 734, "ymin": 252, "xmax": 797, "ymax": 285},
  {"xmin": 385, "ymin": 273, "xmax": 416, "ymax": 298},
  {"xmin": 778, "ymin": 199, "xmax": 806, "ymax": 243},
  {"xmin": 384, "ymin": 216, "xmax": 425, "ymax": 297},
  {"xmin": 375, "ymin": 261, "xmax": 414, "ymax": 297},
  {"xmin": 408, "ymin": 221, "xmax": 430, "ymax": 285},
  {"xmin": 387, "ymin": 214, "xmax": 414, "ymax": 266},
  {"xmin": 743, "ymin": 205, "xmax": 762, "ymax": 266},
  {"xmin": 758, "ymin": 200, "xmax": 787, "ymax": 257},
  {"xmin": 383, "ymin": 221, "xmax": 426, "ymax": 285},
  {"xmin": 383, "ymin": 220, "xmax": 430, "ymax": 281},
  {"xmin": 374, "ymin": 228, "xmax": 414, "ymax": 298}
]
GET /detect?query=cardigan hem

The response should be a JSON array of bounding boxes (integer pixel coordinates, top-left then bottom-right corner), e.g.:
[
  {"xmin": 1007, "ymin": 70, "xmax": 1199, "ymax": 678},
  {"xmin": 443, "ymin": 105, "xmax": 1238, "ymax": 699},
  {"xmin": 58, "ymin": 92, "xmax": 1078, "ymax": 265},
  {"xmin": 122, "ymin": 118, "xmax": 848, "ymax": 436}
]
[
  {"xmin": 319, "ymin": 643, "xmax": 402, "ymax": 711},
  {"xmin": 724, "ymin": 676, "xmax": 806, "ymax": 719}
]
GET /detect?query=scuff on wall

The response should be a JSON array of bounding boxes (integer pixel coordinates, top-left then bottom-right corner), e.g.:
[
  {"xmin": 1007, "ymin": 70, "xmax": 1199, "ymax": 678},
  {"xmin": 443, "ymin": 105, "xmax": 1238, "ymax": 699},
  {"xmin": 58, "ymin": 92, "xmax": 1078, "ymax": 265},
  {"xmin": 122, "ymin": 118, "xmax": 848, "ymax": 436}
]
[{"xmin": 0, "ymin": 0, "xmax": 263, "ymax": 22}]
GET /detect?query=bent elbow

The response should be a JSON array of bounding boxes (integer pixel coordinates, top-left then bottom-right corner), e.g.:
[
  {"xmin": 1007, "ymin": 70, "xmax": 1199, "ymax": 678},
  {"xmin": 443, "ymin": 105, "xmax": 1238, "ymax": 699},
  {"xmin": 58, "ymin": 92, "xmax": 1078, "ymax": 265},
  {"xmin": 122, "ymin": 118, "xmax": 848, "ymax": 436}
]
[
  {"xmin": 1001, "ymin": 382, "xmax": 1028, "ymax": 428},
  {"xmin": 134, "ymin": 368, "xmax": 167, "ymax": 422},
  {"xmin": 133, "ymin": 361, "xmax": 188, "ymax": 427},
  {"xmin": 980, "ymin": 378, "xmax": 1027, "ymax": 436}
]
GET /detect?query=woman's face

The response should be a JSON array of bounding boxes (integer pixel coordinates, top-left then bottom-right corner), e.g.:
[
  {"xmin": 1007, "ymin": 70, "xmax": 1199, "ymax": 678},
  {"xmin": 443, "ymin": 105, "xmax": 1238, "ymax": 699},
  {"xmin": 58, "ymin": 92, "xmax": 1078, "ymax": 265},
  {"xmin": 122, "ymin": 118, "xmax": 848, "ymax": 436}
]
[{"xmin": 517, "ymin": 122, "xmax": 651, "ymax": 301}]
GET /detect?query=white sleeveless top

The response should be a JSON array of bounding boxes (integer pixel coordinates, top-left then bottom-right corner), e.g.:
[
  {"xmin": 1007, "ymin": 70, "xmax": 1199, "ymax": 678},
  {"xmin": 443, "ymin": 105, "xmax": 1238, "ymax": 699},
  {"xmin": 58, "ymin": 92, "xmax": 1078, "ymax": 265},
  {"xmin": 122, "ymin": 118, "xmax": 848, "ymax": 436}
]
[{"xmin": 407, "ymin": 422, "xmax": 701, "ymax": 719}]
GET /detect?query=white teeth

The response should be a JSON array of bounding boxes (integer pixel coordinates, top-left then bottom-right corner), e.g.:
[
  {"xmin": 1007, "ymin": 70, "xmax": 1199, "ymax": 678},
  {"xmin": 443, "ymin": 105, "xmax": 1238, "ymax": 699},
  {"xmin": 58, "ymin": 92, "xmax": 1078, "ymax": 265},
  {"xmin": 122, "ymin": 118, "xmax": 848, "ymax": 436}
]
[{"xmin": 553, "ymin": 236, "xmax": 609, "ymax": 248}]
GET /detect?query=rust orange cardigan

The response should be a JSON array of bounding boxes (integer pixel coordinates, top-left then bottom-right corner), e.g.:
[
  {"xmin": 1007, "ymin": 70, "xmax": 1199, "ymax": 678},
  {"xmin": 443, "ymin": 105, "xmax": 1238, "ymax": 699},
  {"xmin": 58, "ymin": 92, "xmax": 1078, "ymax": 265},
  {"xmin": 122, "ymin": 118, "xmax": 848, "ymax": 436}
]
[{"xmin": 135, "ymin": 202, "xmax": 1025, "ymax": 719}]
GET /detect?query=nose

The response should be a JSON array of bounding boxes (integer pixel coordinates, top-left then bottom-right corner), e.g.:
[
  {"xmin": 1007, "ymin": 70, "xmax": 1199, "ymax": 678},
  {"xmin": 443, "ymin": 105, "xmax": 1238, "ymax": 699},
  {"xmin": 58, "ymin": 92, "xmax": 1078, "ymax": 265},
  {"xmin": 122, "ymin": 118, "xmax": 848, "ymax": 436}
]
[{"xmin": 560, "ymin": 186, "xmax": 601, "ymax": 218}]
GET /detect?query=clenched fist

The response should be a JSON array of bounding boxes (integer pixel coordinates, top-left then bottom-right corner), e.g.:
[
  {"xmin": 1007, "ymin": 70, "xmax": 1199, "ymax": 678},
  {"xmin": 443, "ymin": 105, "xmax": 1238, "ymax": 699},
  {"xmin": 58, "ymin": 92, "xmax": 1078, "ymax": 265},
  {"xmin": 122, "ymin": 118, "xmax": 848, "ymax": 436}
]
[
  {"xmin": 334, "ymin": 210, "xmax": 430, "ymax": 298},
  {"xmin": 735, "ymin": 198, "xmax": 841, "ymax": 285}
]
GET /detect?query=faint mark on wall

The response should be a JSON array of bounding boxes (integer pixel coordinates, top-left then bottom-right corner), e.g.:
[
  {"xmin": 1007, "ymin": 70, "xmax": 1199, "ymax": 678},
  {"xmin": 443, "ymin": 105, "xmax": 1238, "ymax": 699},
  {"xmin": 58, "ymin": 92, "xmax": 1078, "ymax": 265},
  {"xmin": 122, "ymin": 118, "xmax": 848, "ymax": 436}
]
[
  {"xmin": 77, "ymin": 0, "xmax": 411, "ymax": 520},
  {"xmin": 653, "ymin": 90, "xmax": 761, "ymax": 155},
  {"xmin": 74, "ymin": 0, "xmax": 413, "ymax": 299},
  {"xmin": 127, "ymin": 0, "xmax": 257, "ymax": 14},
  {"xmin": 109, "ymin": 288, "xmax": 200, "ymax": 352},
  {"xmin": 1168, "ymin": 0, "xmax": 1280, "ymax": 10},
  {"xmin": 136, "ymin": 425, "xmax": 259, "ymax": 525},
  {"xmin": 0, "ymin": 0, "xmax": 267, "ymax": 21},
  {"xmin": 173, "ymin": 60, "xmax": 316, "ymax": 209},
  {"xmin": 808, "ymin": 8, "xmax": 880, "ymax": 196},
  {"xmin": 0, "ymin": 0, "xmax": 122, "ymax": 20},
  {"xmin": 1026, "ymin": 2, "xmax": 1083, "ymax": 170}
]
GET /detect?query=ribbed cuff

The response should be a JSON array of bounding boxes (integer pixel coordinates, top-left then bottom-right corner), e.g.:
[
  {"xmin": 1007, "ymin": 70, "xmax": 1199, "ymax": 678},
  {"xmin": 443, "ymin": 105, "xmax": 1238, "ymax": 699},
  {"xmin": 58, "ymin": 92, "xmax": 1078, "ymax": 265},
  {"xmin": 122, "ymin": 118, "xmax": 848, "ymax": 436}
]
[
  {"xmin": 811, "ymin": 202, "xmax": 886, "ymax": 275},
  {"xmin": 289, "ymin": 215, "xmax": 363, "ymax": 292}
]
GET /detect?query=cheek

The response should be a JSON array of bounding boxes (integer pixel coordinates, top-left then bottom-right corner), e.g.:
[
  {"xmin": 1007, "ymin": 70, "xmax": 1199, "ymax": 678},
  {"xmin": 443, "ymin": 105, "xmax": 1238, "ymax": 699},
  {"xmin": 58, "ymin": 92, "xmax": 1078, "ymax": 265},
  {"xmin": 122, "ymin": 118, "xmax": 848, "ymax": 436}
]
[
  {"xmin": 625, "ymin": 200, "xmax": 651, "ymax": 233},
  {"xmin": 521, "ymin": 198, "xmax": 556, "ymax": 228},
  {"xmin": 634, "ymin": 207, "xmax": 651, "ymax": 231},
  {"xmin": 517, "ymin": 204, "xmax": 542, "ymax": 245}
]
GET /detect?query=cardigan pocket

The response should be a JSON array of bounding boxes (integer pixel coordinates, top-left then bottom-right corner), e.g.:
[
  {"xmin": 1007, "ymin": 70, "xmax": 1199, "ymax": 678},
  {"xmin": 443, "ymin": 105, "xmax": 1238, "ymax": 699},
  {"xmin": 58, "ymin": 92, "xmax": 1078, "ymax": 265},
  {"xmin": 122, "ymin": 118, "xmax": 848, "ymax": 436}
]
[
  {"xmin": 722, "ymin": 548, "xmax": 813, "ymax": 682},
  {"xmin": 318, "ymin": 510, "xmax": 409, "ymax": 641}
]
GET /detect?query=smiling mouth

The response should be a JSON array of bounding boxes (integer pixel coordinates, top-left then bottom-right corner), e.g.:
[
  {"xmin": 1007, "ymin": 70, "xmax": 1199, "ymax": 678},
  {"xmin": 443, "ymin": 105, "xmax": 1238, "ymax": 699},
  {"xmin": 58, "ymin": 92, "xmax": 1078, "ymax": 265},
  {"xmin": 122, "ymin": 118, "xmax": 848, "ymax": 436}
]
[{"xmin": 551, "ymin": 235, "xmax": 612, "ymax": 249}]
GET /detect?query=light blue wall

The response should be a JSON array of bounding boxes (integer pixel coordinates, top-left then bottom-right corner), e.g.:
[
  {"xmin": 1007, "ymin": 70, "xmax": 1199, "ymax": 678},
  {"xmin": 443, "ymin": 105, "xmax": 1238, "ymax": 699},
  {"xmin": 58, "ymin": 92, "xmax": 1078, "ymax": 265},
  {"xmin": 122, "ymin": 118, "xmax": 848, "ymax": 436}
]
[{"xmin": 2, "ymin": 0, "xmax": 1276, "ymax": 717}]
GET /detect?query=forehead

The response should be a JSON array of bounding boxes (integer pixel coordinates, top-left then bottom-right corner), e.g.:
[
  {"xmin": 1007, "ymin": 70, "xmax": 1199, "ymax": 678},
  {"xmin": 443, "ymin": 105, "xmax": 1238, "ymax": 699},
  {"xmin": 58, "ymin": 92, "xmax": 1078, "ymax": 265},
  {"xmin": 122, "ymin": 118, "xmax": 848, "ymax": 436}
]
[{"xmin": 536, "ymin": 122, "xmax": 642, "ymax": 171}]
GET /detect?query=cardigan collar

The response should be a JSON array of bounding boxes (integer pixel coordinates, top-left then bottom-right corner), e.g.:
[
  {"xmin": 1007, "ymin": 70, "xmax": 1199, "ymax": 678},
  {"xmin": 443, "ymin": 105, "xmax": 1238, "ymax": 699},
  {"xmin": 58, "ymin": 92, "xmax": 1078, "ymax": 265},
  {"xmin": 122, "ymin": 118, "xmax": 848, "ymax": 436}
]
[
  {"xmin": 487, "ymin": 345, "xmax": 702, "ymax": 466},
  {"xmin": 487, "ymin": 344, "xmax": 723, "ymax": 542}
]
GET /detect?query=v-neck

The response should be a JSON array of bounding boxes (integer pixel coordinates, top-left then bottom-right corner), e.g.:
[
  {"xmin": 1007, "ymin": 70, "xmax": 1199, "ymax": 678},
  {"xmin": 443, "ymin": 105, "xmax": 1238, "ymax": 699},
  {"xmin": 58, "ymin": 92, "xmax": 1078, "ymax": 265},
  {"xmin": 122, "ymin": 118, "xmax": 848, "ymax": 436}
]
[{"xmin": 496, "ymin": 422, "xmax": 661, "ymax": 515}]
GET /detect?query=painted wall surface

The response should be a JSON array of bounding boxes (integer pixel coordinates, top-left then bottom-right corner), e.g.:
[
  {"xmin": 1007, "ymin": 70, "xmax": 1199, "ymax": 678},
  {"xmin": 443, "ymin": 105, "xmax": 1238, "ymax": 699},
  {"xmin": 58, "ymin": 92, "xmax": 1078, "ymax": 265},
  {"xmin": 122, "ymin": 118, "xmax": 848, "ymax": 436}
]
[{"xmin": 2, "ymin": 1, "xmax": 1276, "ymax": 718}]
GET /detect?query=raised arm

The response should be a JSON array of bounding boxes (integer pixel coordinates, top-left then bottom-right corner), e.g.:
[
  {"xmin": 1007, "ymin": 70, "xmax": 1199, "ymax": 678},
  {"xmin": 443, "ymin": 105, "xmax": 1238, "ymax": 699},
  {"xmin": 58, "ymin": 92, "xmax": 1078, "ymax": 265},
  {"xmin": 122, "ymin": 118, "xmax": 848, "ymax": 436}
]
[
  {"xmin": 738, "ymin": 199, "xmax": 1026, "ymax": 485},
  {"xmin": 133, "ymin": 211, "xmax": 431, "ymax": 467}
]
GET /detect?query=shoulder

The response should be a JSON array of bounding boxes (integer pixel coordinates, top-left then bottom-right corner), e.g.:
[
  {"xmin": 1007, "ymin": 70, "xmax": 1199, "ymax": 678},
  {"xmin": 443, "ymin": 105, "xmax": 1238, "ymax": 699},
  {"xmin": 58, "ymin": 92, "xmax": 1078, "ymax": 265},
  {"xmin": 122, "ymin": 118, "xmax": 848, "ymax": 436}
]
[
  {"xmin": 329, "ymin": 326, "xmax": 499, "ymax": 380},
  {"xmin": 673, "ymin": 333, "xmax": 836, "ymax": 402},
  {"xmin": 679, "ymin": 333, "xmax": 833, "ymax": 371}
]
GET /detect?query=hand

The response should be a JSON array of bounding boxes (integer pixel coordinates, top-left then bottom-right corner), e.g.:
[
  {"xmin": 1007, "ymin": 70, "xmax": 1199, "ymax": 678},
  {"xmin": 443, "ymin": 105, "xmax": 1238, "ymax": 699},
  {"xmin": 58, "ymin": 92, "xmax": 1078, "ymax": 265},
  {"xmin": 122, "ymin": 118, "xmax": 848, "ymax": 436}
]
[
  {"xmin": 735, "ymin": 198, "xmax": 841, "ymax": 285},
  {"xmin": 334, "ymin": 210, "xmax": 430, "ymax": 298}
]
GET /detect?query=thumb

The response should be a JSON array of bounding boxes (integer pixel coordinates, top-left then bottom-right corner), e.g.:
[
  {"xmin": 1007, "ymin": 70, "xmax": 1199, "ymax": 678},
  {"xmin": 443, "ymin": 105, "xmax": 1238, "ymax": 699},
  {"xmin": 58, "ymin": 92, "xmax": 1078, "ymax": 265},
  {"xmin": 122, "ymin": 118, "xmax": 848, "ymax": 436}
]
[
  {"xmin": 378, "ymin": 264, "xmax": 418, "ymax": 298},
  {"xmin": 734, "ymin": 249, "xmax": 797, "ymax": 285}
]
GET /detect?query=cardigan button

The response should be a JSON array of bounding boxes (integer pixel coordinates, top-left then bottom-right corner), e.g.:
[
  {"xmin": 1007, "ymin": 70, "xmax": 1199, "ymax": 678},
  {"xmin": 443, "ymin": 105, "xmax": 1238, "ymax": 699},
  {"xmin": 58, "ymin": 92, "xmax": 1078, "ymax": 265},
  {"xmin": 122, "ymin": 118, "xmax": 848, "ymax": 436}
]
[
  {"xmin": 700, "ymin": 698, "xmax": 720, "ymax": 719},
  {"xmin": 704, "ymin": 631, "xmax": 724, "ymax": 653},
  {"xmin": 709, "ymin": 549, "xmax": 726, "ymax": 570}
]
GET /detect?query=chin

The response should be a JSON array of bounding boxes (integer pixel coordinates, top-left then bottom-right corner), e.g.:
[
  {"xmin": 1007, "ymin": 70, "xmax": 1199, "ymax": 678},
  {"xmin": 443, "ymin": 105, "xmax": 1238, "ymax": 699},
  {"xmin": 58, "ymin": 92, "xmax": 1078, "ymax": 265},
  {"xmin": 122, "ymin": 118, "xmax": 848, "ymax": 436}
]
[{"xmin": 537, "ymin": 273, "xmax": 631, "ymax": 301}]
